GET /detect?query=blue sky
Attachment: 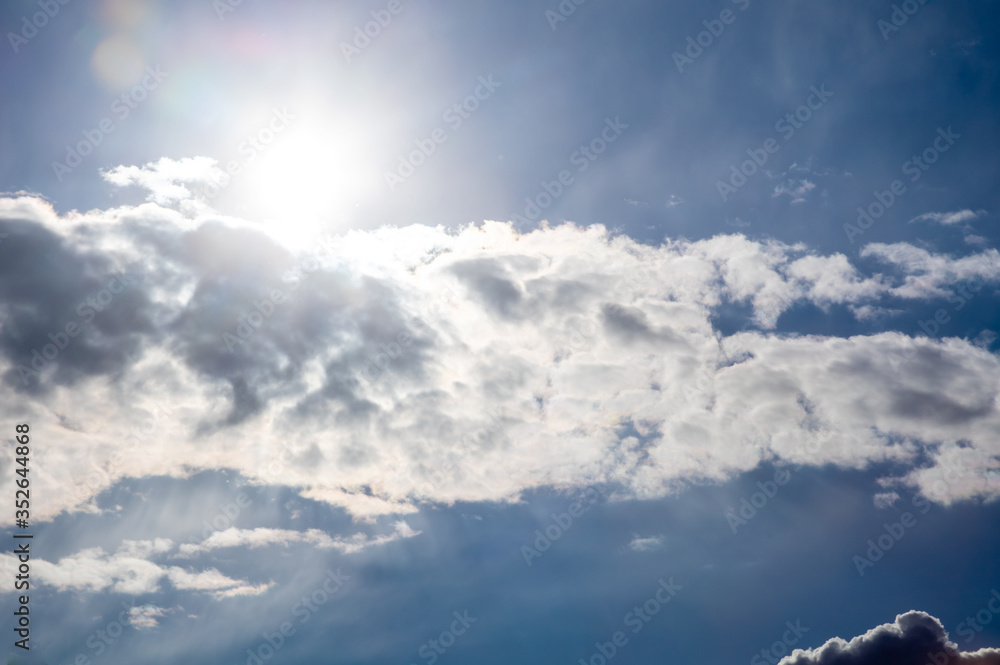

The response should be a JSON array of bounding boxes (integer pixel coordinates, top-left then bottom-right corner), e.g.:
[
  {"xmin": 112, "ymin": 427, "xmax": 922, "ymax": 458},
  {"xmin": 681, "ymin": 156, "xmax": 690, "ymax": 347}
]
[{"xmin": 1, "ymin": 1, "xmax": 1000, "ymax": 665}]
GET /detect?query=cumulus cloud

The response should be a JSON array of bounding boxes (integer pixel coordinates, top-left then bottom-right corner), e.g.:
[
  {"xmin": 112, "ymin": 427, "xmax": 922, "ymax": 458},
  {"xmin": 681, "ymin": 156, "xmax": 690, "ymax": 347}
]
[
  {"xmin": 1, "ymin": 191, "xmax": 999, "ymax": 531},
  {"xmin": 778, "ymin": 611, "xmax": 1000, "ymax": 665},
  {"xmin": 860, "ymin": 244, "xmax": 1000, "ymax": 299},
  {"xmin": 786, "ymin": 254, "xmax": 887, "ymax": 308},
  {"xmin": 101, "ymin": 156, "xmax": 226, "ymax": 208}
]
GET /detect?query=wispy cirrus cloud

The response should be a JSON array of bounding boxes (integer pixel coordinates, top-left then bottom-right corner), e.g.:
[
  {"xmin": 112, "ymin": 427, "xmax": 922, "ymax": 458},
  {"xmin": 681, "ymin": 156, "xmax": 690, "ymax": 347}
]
[
  {"xmin": 908, "ymin": 210, "xmax": 986, "ymax": 226},
  {"xmin": 628, "ymin": 535, "xmax": 665, "ymax": 552},
  {"xmin": 176, "ymin": 522, "xmax": 419, "ymax": 558}
]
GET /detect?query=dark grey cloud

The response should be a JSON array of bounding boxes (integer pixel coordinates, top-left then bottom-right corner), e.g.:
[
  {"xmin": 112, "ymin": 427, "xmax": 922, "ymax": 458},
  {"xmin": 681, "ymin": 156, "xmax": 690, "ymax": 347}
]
[
  {"xmin": 890, "ymin": 389, "xmax": 994, "ymax": 425},
  {"xmin": 0, "ymin": 211, "xmax": 436, "ymax": 431},
  {"xmin": 601, "ymin": 303, "xmax": 688, "ymax": 348},
  {"xmin": 780, "ymin": 612, "xmax": 1000, "ymax": 665},
  {"xmin": 0, "ymin": 216, "xmax": 155, "ymax": 394},
  {"xmin": 451, "ymin": 257, "xmax": 526, "ymax": 320}
]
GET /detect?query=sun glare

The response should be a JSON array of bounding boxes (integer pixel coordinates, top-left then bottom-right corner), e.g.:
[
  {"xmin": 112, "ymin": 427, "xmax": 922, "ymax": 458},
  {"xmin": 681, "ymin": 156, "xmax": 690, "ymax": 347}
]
[{"xmin": 239, "ymin": 120, "xmax": 379, "ymax": 248}]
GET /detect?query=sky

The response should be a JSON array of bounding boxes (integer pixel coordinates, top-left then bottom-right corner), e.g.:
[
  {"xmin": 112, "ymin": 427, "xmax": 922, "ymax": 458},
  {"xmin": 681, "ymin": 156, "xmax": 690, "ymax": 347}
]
[{"xmin": 1, "ymin": 1, "xmax": 1000, "ymax": 664}]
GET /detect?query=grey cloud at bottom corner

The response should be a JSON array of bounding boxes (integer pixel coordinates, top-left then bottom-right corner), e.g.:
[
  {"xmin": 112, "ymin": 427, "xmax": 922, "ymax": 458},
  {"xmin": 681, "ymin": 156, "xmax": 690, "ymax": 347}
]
[{"xmin": 779, "ymin": 611, "xmax": 1000, "ymax": 665}]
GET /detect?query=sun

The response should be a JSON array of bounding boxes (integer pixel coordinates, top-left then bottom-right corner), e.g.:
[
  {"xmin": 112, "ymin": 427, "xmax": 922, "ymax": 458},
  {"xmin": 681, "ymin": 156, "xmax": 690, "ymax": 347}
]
[{"xmin": 238, "ymin": 119, "xmax": 379, "ymax": 248}]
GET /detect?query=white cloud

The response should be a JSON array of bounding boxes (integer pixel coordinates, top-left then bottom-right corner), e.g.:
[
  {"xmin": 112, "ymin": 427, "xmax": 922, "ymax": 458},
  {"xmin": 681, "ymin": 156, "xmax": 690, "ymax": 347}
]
[
  {"xmin": 165, "ymin": 566, "xmax": 272, "ymax": 598},
  {"xmin": 0, "ymin": 521, "xmax": 411, "ymax": 595},
  {"xmin": 860, "ymin": 244, "xmax": 1000, "ymax": 299},
  {"xmin": 0, "ymin": 538, "xmax": 268, "ymax": 597},
  {"xmin": 29, "ymin": 544, "xmax": 165, "ymax": 595},
  {"xmin": 128, "ymin": 604, "xmax": 172, "ymax": 630},
  {"xmin": 210, "ymin": 582, "xmax": 277, "ymax": 599},
  {"xmin": 2, "ymin": 193, "xmax": 1000, "ymax": 533},
  {"xmin": 787, "ymin": 254, "xmax": 887, "ymax": 307},
  {"xmin": 101, "ymin": 156, "xmax": 225, "ymax": 207}
]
